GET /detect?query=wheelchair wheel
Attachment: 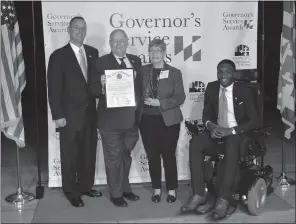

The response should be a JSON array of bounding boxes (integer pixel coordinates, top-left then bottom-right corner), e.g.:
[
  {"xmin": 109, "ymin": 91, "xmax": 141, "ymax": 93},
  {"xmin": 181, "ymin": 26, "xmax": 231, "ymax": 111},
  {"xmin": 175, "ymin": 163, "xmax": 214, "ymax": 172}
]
[{"xmin": 247, "ymin": 177, "xmax": 267, "ymax": 216}]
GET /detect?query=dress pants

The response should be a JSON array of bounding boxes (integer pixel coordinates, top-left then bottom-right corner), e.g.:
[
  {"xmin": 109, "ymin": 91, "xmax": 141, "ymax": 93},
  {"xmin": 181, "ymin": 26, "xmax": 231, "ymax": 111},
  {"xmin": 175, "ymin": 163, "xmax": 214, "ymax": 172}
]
[
  {"xmin": 189, "ymin": 131, "xmax": 245, "ymax": 201},
  {"xmin": 100, "ymin": 125, "xmax": 139, "ymax": 198},
  {"xmin": 139, "ymin": 114, "xmax": 180, "ymax": 190},
  {"xmin": 59, "ymin": 121, "xmax": 97, "ymax": 200}
]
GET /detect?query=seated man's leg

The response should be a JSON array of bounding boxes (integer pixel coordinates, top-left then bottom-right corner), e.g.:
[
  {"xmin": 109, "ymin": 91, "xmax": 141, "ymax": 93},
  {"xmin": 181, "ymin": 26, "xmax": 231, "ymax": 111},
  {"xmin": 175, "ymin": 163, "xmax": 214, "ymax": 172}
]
[
  {"xmin": 206, "ymin": 134, "xmax": 244, "ymax": 221},
  {"xmin": 181, "ymin": 132, "xmax": 221, "ymax": 211},
  {"xmin": 219, "ymin": 135, "xmax": 243, "ymax": 201}
]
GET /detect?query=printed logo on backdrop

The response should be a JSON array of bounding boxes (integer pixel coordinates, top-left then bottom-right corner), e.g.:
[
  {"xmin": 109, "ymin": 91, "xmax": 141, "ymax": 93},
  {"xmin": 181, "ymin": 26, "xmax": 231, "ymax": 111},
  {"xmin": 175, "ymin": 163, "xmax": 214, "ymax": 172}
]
[
  {"xmin": 108, "ymin": 13, "xmax": 202, "ymax": 65},
  {"xmin": 52, "ymin": 158, "xmax": 61, "ymax": 176},
  {"xmin": 46, "ymin": 13, "xmax": 77, "ymax": 33},
  {"xmin": 174, "ymin": 36, "xmax": 201, "ymax": 61},
  {"xmin": 139, "ymin": 154, "xmax": 149, "ymax": 172},
  {"xmin": 233, "ymin": 45, "xmax": 251, "ymax": 68},
  {"xmin": 222, "ymin": 12, "xmax": 254, "ymax": 31},
  {"xmin": 184, "ymin": 118, "xmax": 202, "ymax": 136},
  {"xmin": 188, "ymin": 81, "xmax": 205, "ymax": 102}
]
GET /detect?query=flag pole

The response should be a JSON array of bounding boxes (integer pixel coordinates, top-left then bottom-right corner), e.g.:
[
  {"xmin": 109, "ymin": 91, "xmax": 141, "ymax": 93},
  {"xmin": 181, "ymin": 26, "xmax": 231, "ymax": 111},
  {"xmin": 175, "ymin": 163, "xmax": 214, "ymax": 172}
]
[
  {"xmin": 5, "ymin": 145, "xmax": 35, "ymax": 206},
  {"xmin": 276, "ymin": 136, "xmax": 295, "ymax": 187},
  {"xmin": 32, "ymin": 0, "xmax": 44, "ymax": 199}
]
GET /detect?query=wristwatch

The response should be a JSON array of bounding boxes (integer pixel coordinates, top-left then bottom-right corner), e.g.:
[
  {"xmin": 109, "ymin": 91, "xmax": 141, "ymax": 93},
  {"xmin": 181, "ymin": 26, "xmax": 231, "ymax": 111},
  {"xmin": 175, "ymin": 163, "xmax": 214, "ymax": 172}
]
[{"xmin": 232, "ymin": 128, "xmax": 237, "ymax": 135}]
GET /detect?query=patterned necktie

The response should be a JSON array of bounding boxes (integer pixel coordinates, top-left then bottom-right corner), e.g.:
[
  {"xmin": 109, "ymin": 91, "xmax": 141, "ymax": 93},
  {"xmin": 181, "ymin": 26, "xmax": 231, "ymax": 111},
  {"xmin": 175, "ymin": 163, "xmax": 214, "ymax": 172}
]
[
  {"xmin": 119, "ymin": 57, "xmax": 127, "ymax": 69},
  {"xmin": 217, "ymin": 88, "xmax": 229, "ymax": 128},
  {"xmin": 79, "ymin": 48, "xmax": 87, "ymax": 81}
]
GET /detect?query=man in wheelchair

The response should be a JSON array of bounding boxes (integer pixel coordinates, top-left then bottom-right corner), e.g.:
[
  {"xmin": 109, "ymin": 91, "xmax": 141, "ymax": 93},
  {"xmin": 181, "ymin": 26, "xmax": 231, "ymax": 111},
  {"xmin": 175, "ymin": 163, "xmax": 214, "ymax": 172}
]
[{"xmin": 181, "ymin": 59, "xmax": 272, "ymax": 222}]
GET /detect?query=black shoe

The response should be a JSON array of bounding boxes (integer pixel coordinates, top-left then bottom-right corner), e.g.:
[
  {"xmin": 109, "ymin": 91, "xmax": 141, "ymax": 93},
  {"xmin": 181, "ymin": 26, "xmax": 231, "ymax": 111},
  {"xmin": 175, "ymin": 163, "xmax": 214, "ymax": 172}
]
[
  {"xmin": 167, "ymin": 194, "xmax": 177, "ymax": 203},
  {"xmin": 69, "ymin": 197, "xmax": 84, "ymax": 207},
  {"xmin": 151, "ymin": 194, "xmax": 161, "ymax": 203},
  {"xmin": 181, "ymin": 194, "xmax": 207, "ymax": 213},
  {"xmin": 205, "ymin": 198, "xmax": 236, "ymax": 222},
  {"xmin": 81, "ymin": 189, "xmax": 102, "ymax": 197},
  {"xmin": 110, "ymin": 197, "xmax": 128, "ymax": 207},
  {"xmin": 195, "ymin": 193, "xmax": 216, "ymax": 215},
  {"xmin": 123, "ymin": 192, "xmax": 140, "ymax": 201}
]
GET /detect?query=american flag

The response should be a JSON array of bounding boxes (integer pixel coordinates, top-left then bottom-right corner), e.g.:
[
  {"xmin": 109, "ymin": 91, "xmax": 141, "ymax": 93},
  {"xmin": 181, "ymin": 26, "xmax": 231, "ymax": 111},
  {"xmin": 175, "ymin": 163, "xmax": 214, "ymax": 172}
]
[
  {"xmin": 277, "ymin": 2, "xmax": 295, "ymax": 139},
  {"xmin": 1, "ymin": 0, "xmax": 26, "ymax": 147}
]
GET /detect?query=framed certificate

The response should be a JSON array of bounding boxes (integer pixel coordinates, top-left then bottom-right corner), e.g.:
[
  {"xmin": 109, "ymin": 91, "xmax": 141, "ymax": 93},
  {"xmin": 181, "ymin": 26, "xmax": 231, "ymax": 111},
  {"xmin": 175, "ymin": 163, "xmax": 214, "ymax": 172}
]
[{"xmin": 105, "ymin": 69, "xmax": 136, "ymax": 108}]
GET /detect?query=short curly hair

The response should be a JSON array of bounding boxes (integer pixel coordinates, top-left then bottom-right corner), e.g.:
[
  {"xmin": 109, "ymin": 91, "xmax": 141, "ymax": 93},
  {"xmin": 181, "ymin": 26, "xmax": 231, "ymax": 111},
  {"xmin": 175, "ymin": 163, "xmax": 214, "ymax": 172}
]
[{"xmin": 148, "ymin": 39, "xmax": 166, "ymax": 52}]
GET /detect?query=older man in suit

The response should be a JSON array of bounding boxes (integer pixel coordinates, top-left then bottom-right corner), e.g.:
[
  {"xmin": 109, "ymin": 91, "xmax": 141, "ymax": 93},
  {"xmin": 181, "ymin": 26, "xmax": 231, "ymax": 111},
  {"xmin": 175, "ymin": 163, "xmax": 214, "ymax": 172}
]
[
  {"xmin": 90, "ymin": 29, "xmax": 142, "ymax": 207},
  {"xmin": 47, "ymin": 16, "xmax": 102, "ymax": 207},
  {"xmin": 181, "ymin": 59, "xmax": 259, "ymax": 221}
]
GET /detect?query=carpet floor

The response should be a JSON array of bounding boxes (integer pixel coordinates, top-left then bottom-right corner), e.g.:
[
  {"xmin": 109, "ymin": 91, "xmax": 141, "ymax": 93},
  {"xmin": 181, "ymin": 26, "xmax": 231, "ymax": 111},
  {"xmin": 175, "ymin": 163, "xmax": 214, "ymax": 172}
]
[{"xmin": 32, "ymin": 182, "xmax": 294, "ymax": 223}]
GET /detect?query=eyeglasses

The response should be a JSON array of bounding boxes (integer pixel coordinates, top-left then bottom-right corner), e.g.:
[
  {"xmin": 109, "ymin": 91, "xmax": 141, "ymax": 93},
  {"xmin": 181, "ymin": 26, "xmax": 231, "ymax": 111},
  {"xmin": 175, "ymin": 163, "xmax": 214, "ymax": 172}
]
[
  {"xmin": 148, "ymin": 50, "xmax": 163, "ymax": 55},
  {"xmin": 110, "ymin": 39, "xmax": 126, "ymax": 44}
]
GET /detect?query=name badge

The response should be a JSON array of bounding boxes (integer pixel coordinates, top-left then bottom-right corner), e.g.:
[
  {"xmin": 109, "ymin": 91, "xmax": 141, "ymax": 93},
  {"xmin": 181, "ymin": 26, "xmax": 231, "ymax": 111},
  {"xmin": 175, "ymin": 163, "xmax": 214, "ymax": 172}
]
[{"xmin": 159, "ymin": 70, "xmax": 169, "ymax": 79}]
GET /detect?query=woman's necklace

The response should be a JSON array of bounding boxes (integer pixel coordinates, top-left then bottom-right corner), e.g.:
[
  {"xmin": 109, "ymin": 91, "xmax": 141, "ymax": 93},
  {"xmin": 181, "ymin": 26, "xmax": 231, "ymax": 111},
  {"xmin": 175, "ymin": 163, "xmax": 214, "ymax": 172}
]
[{"xmin": 150, "ymin": 67, "xmax": 162, "ymax": 91}]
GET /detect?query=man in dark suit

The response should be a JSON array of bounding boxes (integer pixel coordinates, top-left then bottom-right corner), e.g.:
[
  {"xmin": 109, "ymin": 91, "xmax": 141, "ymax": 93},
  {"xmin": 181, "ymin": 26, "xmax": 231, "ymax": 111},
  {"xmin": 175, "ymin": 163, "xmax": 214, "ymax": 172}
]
[
  {"xmin": 90, "ymin": 29, "xmax": 142, "ymax": 207},
  {"xmin": 47, "ymin": 16, "xmax": 102, "ymax": 208},
  {"xmin": 181, "ymin": 59, "xmax": 259, "ymax": 221}
]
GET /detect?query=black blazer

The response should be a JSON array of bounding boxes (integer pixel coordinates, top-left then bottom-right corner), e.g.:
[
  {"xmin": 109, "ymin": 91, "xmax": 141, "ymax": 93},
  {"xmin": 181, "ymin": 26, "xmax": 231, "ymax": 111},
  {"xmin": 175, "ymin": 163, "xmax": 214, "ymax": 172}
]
[
  {"xmin": 47, "ymin": 43, "xmax": 99, "ymax": 130},
  {"xmin": 89, "ymin": 53, "xmax": 142, "ymax": 130},
  {"xmin": 202, "ymin": 81, "xmax": 259, "ymax": 134}
]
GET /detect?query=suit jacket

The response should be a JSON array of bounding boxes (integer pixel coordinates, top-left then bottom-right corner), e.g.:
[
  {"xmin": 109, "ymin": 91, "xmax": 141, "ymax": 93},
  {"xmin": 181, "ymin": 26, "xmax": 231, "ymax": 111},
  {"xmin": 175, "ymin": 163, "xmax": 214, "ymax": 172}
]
[
  {"xmin": 47, "ymin": 43, "xmax": 99, "ymax": 130},
  {"xmin": 202, "ymin": 81, "xmax": 259, "ymax": 134},
  {"xmin": 89, "ymin": 53, "xmax": 142, "ymax": 130},
  {"xmin": 139, "ymin": 63, "xmax": 186, "ymax": 126}
]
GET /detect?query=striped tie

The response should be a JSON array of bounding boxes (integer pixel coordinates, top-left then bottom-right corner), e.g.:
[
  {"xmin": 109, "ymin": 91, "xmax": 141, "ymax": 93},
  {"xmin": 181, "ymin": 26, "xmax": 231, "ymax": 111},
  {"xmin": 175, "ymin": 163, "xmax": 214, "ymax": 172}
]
[
  {"xmin": 119, "ymin": 57, "xmax": 127, "ymax": 69},
  {"xmin": 217, "ymin": 88, "xmax": 229, "ymax": 128},
  {"xmin": 79, "ymin": 48, "xmax": 87, "ymax": 81}
]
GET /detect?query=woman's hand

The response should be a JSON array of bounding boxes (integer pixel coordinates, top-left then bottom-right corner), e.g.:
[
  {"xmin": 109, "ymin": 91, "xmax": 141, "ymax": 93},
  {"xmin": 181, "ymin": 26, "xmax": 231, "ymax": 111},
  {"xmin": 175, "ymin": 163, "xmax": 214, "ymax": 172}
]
[{"xmin": 144, "ymin": 98, "xmax": 160, "ymax": 106}]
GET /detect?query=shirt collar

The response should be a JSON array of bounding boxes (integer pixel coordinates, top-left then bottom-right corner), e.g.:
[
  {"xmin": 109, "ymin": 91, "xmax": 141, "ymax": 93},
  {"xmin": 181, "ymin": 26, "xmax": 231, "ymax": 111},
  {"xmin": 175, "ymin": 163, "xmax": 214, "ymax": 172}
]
[
  {"xmin": 113, "ymin": 53, "xmax": 127, "ymax": 60},
  {"xmin": 69, "ymin": 42, "xmax": 84, "ymax": 54},
  {"xmin": 220, "ymin": 82, "xmax": 234, "ymax": 92}
]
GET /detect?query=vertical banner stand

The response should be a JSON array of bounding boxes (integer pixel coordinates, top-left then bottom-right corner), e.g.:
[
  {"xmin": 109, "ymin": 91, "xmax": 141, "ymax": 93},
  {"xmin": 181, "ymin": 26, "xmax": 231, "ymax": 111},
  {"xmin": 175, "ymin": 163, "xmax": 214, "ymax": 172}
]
[{"xmin": 5, "ymin": 146, "xmax": 35, "ymax": 205}]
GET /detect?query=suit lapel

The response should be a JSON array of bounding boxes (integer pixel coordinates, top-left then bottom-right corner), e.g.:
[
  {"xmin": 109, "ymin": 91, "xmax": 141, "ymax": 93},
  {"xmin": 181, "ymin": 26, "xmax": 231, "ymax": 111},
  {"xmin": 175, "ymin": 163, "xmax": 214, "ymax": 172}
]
[
  {"xmin": 157, "ymin": 63, "xmax": 170, "ymax": 97},
  {"xmin": 108, "ymin": 53, "xmax": 121, "ymax": 69},
  {"xmin": 233, "ymin": 82, "xmax": 239, "ymax": 113},
  {"xmin": 212, "ymin": 81, "xmax": 219, "ymax": 114}
]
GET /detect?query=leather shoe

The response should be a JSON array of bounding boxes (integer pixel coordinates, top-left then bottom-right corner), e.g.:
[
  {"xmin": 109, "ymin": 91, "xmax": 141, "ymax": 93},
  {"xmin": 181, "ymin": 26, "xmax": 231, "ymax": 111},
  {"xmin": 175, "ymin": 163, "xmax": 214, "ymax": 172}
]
[
  {"xmin": 69, "ymin": 197, "xmax": 84, "ymax": 207},
  {"xmin": 205, "ymin": 198, "xmax": 236, "ymax": 222},
  {"xmin": 195, "ymin": 193, "xmax": 216, "ymax": 215},
  {"xmin": 110, "ymin": 197, "xmax": 128, "ymax": 207},
  {"xmin": 123, "ymin": 192, "xmax": 140, "ymax": 201},
  {"xmin": 167, "ymin": 194, "xmax": 177, "ymax": 203},
  {"xmin": 181, "ymin": 194, "xmax": 207, "ymax": 213},
  {"xmin": 81, "ymin": 189, "xmax": 102, "ymax": 197},
  {"xmin": 151, "ymin": 194, "xmax": 161, "ymax": 203}
]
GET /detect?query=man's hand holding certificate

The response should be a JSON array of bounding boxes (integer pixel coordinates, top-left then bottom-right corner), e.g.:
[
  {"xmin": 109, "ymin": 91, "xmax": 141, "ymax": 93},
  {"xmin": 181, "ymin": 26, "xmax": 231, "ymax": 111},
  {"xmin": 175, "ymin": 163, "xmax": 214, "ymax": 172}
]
[{"xmin": 105, "ymin": 69, "xmax": 136, "ymax": 108}]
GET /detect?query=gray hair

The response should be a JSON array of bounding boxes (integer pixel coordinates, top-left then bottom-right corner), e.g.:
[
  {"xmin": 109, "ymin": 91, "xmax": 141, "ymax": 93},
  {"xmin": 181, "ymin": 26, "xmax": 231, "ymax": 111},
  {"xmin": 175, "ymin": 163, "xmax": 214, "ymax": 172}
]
[
  {"xmin": 109, "ymin": 29, "xmax": 128, "ymax": 40},
  {"xmin": 148, "ymin": 39, "xmax": 166, "ymax": 52}
]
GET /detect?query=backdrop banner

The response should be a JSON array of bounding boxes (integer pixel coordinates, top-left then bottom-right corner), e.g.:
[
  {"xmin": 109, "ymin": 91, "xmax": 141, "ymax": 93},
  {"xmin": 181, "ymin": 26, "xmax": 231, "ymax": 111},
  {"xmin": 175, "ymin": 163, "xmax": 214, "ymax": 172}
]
[{"xmin": 41, "ymin": 1, "xmax": 258, "ymax": 187}]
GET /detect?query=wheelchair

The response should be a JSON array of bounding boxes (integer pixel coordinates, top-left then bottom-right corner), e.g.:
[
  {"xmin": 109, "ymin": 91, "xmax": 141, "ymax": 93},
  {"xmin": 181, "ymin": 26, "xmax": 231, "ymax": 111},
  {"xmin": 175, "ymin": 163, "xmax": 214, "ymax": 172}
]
[{"xmin": 185, "ymin": 82, "xmax": 273, "ymax": 216}]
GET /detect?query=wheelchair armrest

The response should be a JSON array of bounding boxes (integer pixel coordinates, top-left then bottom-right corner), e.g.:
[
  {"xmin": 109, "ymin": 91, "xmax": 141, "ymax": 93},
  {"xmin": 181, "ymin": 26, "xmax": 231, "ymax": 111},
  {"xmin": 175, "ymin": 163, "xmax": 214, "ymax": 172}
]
[{"xmin": 250, "ymin": 126, "xmax": 272, "ymax": 136}]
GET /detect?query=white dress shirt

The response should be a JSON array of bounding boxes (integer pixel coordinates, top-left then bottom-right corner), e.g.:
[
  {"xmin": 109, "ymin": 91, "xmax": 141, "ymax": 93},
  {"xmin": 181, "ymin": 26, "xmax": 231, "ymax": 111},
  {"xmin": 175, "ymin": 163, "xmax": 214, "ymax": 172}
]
[
  {"xmin": 205, "ymin": 83, "xmax": 238, "ymax": 131},
  {"xmin": 69, "ymin": 42, "xmax": 88, "ymax": 68}
]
